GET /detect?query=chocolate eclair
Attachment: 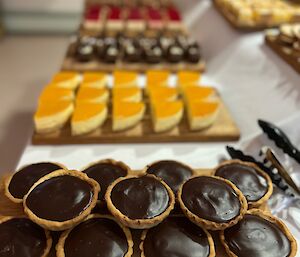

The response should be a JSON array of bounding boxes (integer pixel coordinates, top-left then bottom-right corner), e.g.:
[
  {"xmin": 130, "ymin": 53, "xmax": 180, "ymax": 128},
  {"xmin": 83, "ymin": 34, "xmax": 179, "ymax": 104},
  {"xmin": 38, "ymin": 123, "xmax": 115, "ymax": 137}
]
[
  {"xmin": 5, "ymin": 162, "xmax": 66, "ymax": 203},
  {"xmin": 23, "ymin": 169, "xmax": 100, "ymax": 231},
  {"xmin": 0, "ymin": 216, "xmax": 52, "ymax": 257},
  {"xmin": 145, "ymin": 160, "xmax": 193, "ymax": 194},
  {"xmin": 106, "ymin": 174, "xmax": 175, "ymax": 229},
  {"xmin": 81, "ymin": 159, "xmax": 129, "ymax": 202},
  {"xmin": 178, "ymin": 176, "xmax": 248, "ymax": 230},
  {"xmin": 56, "ymin": 214, "xmax": 133, "ymax": 257},
  {"xmin": 140, "ymin": 216, "xmax": 215, "ymax": 257},
  {"xmin": 220, "ymin": 209, "xmax": 297, "ymax": 257},
  {"xmin": 215, "ymin": 160, "xmax": 273, "ymax": 208}
]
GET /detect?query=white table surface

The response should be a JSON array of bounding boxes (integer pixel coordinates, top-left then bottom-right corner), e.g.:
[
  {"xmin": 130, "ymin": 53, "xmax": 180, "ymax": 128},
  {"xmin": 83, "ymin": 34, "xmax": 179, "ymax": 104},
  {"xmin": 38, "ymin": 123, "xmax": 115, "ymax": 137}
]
[{"xmin": 15, "ymin": 0, "xmax": 300, "ymax": 253}]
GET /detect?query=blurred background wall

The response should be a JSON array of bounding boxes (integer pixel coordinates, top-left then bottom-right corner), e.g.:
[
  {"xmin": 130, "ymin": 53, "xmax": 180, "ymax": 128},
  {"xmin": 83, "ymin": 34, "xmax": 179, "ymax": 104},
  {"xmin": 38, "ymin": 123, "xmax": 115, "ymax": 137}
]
[{"xmin": 1, "ymin": 0, "xmax": 84, "ymax": 33}]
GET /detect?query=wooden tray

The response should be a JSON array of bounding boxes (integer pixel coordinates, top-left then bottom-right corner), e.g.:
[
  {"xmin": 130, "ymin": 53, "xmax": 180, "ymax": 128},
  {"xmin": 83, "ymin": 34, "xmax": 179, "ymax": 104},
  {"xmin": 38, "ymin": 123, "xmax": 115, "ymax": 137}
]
[
  {"xmin": 265, "ymin": 34, "xmax": 300, "ymax": 74},
  {"xmin": 0, "ymin": 168, "xmax": 269, "ymax": 257},
  {"xmin": 32, "ymin": 93, "xmax": 240, "ymax": 145}
]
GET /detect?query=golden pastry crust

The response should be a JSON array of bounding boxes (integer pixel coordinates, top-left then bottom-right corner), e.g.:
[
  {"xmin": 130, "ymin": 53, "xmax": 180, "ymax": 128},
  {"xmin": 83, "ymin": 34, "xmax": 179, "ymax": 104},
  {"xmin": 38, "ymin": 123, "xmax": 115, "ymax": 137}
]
[
  {"xmin": 178, "ymin": 175, "xmax": 248, "ymax": 231},
  {"xmin": 81, "ymin": 159, "xmax": 131, "ymax": 204},
  {"xmin": 23, "ymin": 169, "xmax": 100, "ymax": 231},
  {"xmin": 4, "ymin": 162, "xmax": 67, "ymax": 204},
  {"xmin": 105, "ymin": 174, "xmax": 175, "ymax": 229},
  {"xmin": 220, "ymin": 209, "xmax": 298, "ymax": 257},
  {"xmin": 56, "ymin": 214, "xmax": 134, "ymax": 257},
  {"xmin": 0, "ymin": 216, "xmax": 52, "ymax": 257},
  {"xmin": 214, "ymin": 160, "xmax": 273, "ymax": 208},
  {"xmin": 139, "ymin": 216, "xmax": 216, "ymax": 257}
]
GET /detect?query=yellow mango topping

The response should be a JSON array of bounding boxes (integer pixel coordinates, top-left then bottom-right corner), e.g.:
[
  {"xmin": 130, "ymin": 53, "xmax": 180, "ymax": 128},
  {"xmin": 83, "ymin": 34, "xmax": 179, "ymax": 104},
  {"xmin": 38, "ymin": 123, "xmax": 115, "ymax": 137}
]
[
  {"xmin": 114, "ymin": 70, "xmax": 138, "ymax": 87},
  {"xmin": 113, "ymin": 87, "xmax": 142, "ymax": 102},
  {"xmin": 152, "ymin": 100, "xmax": 183, "ymax": 118},
  {"xmin": 72, "ymin": 103, "xmax": 107, "ymax": 122},
  {"xmin": 35, "ymin": 100, "xmax": 73, "ymax": 118}
]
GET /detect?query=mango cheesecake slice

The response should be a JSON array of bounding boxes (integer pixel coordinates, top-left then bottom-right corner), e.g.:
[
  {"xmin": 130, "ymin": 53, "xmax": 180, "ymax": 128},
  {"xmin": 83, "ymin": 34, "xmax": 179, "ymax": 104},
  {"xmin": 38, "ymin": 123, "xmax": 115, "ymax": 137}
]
[
  {"xmin": 187, "ymin": 101, "xmax": 220, "ymax": 131},
  {"xmin": 113, "ymin": 87, "xmax": 142, "ymax": 102},
  {"xmin": 71, "ymin": 102, "xmax": 108, "ymax": 135},
  {"xmin": 112, "ymin": 101, "xmax": 145, "ymax": 131},
  {"xmin": 76, "ymin": 87, "xmax": 109, "ymax": 103},
  {"xmin": 81, "ymin": 72, "xmax": 108, "ymax": 88},
  {"xmin": 177, "ymin": 71, "xmax": 201, "ymax": 87},
  {"xmin": 182, "ymin": 86, "xmax": 215, "ymax": 103},
  {"xmin": 146, "ymin": 70, "xmax": 170, "ymax": 86},
  {"xmin": 151, "ymin": 100, "xmax": 183, "ymax": 133},
  {"xmin": 39, "ymin": 87, "xmax": 75, "ymax": 104},
  {"xmin": 34, "ymin": 100, "xmax": 74, "ymax": 134},
  {"xmin": 148, "ymin": 87, "xmax": 178, "ymax": 102},
  {"xmin": 114, "ymin": 70, "xmax": 138, "ymax": 87},
  {"xmin": 51, "ymin": 72, "xmax": 81, "ymax": 90}
]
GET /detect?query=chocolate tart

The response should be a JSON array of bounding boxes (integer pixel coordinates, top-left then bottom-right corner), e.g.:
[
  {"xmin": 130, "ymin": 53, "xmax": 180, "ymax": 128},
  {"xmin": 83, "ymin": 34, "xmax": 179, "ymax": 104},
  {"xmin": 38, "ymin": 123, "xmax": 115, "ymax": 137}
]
[
  {"xmin": 144, "ymin": 160, "xmax": 194, "ymax": 194},
  {"xmin": 5, "ymin": 162, "xmax": 66, "ymax": 203},
  {"xmin": 220, "ymin": 209, "xmax": 297, "ymax": 257},
  {"xmin": 215, "ymin": 160, "xmax": 273, "ymax": 208},
  {"xmin": 0, "ymin": 216, "xmax": 52, "ymax": 257},
  {"xmin": 56, "ymin": 214, "xmax": 133, "ymax": 257},
  {"xmin": 140, "ymin": 216, "xmax": 215, "ymax": 257},
  {"xmin": 106, "ymin": 174, "xmax": 175, "ymax": 229},
  {"xmin": 178, "ymin": 175, "xmax": 248, "ymax": 230},
  {"xmin": 23, "ymin": 169, "xmax": 100, "ymax": 231},
  {"xmin": 81, "ymin": 159, "xmax": 130, "ymax": 202}
]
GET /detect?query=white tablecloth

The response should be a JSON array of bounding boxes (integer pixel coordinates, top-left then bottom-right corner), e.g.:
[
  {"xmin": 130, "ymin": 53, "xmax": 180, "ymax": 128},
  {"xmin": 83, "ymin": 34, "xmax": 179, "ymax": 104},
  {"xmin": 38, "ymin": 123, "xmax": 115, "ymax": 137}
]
[{"xmin": 16, "ymin": 0, "xmax": 300, "ymax": 253}]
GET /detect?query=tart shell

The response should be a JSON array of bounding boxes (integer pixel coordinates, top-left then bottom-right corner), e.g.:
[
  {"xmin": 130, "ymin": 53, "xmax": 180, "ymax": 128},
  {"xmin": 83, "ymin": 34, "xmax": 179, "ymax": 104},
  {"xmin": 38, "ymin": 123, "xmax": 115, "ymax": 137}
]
[
  {"xmin": 0, "ymin": 216, "xmax": 52, "ymax": 257},
  {"xmin": 178, "ymin": 175, "xmax": 248, "ymax": 231},
  {"xmin": 4, "ymin": 162, "xmax": 67, "ymax": 204},
  {"xmin": 220, "ymin": 209, "xmax": 298, "ymax": 257},
  {"xmin": 56, "ymin": 214, "xmax": 134, "ymax": 257},
  {"xmin": 105, "ymin": 174, "xmax": 175, "ymax": 229},
  {"xmin": 23, "ymin": 169, "xmax": 100, "ymax": 231},
  {"xmin": 214, "ymin": 160, "xmax": 273, "ymax": 208}
]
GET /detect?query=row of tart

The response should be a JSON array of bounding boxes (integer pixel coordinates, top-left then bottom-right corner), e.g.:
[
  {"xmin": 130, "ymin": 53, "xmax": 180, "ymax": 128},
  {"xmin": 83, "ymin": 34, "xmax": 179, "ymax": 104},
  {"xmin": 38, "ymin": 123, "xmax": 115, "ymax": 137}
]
[
  {"xmin": 2, "ymin": 159, "xmax": 297, "ymax": 256},
  {"xmin": 34, "ymin": 70, "xmax": 220, "ymax": 135}
]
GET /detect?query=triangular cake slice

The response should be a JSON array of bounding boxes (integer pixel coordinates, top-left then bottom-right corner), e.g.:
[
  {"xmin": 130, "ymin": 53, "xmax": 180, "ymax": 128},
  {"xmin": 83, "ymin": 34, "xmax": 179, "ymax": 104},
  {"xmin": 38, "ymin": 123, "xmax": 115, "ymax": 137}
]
[
  {"xmin": 81, "ymin": 72, "xmax": 108, "ymax": 88},
  {"xmin": 51, "ymin": 72, "xmax": 81, "ymax": 90},
  {"xmin": 76, "ymin": 87, "xmax": 109, "ymax": 103},
  {"xmin": 113, "ymin": 87, "xmax": 142, "ymax": 102}
]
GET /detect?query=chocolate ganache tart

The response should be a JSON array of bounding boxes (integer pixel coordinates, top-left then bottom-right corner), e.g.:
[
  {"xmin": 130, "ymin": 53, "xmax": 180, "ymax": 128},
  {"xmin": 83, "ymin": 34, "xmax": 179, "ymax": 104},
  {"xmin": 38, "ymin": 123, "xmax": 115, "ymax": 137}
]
[
  {"xmin": 145, "ymin": 160, "xmax": 194, "ymax": 194},
  {"xmin": 5, "ymin": 162, "xmax": 66, "ymax": 203},
  {"xmin": 215, "ymin": 160, "xmax": 273, "ymax": 208},
  {"xmin": 178, "ymin": 175, "xmax": 248, "ymax": 230},
  {"xmin": 106, "ymin": 174, "xmax": 175, "ymax": 229},
  {"xmin": 81, "ymin": 159, "xmax": 129, "ymax": 202},
  {"xmin": 0, "ymin": 216, "xmax": 52, "ymax": 257},
  {"xmin": 220, "ymin": 209, "xmax": 297, "ymax": 257},
  {"xmin": 140, "ymin": 216, "xmax": 215, "ymax": 257},
  {"xmin": 56, "ymin": 214, "xmax": 133, "ymax": 257},
  {"xmin": 23, "ymin": 169, "xmax": 100, "ymax": 231}
]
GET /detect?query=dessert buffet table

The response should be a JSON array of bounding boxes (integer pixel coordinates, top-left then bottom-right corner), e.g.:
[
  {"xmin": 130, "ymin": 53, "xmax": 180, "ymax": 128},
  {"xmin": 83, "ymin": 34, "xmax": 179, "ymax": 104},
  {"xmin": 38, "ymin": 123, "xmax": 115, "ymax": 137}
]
[{"xmin": 18, "ymin": 0, "xmax": 300, "ymax": 170}]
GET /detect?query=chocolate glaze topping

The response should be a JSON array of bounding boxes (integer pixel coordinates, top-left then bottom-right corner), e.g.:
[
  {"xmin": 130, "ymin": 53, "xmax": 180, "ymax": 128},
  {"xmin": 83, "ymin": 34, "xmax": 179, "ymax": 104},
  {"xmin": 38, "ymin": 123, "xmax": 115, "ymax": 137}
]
[
  {"xmin": 83, "ymin": 162, "xmax": 127, "ymax": 201},
  {"xmin": 143, "ymin": 216, "xmax": 210, "ymax": 257},
  {"xmin": 0, "ymin": 218, "xmax": 47, "ymax": 257},
  {"xmin": 26, "ymin": 175, "xmax": 93, "ymax": 222},
  {"xmin": 64, "ymin": 217, "xmax": 128, "ymax": 257},
  {"xmin": 146, "ymin": 160, "xmax": 193, "ymax": 193},
  {"xmin": 215, "ymin": 163, "xmax": 268, "ymax": 202},
  {"xmin": 224, "ymin": 214, "xmax": 291, "ymax": 257},
  {"xmin": 8, "ymin": 162, "xmax": 62, "ymax": 199},
  {"xmin": 110, "ymin": 176, "xmax": 170, "ymax": 219},
  {"xmin": 181, "ymin": 176, "xmax": 241, "ymax": 223}
]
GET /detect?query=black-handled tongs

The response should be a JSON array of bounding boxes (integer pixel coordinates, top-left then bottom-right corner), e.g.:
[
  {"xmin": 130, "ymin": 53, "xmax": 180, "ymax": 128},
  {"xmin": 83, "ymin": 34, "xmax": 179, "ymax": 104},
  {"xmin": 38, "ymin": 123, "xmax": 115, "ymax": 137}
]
[{"xmin": 258, "ymin": 119, "xmax": 300, "ymax": 164}]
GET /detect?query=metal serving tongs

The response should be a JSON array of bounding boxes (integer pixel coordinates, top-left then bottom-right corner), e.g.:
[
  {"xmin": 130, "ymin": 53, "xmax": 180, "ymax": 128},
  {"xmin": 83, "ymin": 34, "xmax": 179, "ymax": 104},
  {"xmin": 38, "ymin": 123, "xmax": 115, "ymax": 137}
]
[
  {"xmin": 226, "ymin": 146, "xmax": 296, "ymax": 197},
  {"xmin": 260, "ymin": 146, "xmax": 300, "ymax": 195},
  {"xmin": 258, "ymin": 119, "xmax": 300, "ymax": 165}
]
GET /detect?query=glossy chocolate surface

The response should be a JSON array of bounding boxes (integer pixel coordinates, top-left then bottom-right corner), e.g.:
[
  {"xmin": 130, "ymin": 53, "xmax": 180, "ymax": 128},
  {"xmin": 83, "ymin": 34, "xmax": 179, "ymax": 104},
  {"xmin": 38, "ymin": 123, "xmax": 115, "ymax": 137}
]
[
  {"xmin": 64, "ymin": 217, "xmax": 128, "ymax": 257},
  {"xmin": 83, "ymin": 162, "xmax": 127, "ymax": 201},
  {"xmin": 26, "ymin": 175, "xmax": 93, "ymax": 222},
  {"xmin": 186, "ymin": 44, "xmax": 201, "ymax": 63},
  {"xmin": 224, "ymin": 214, "xmax": 291, "ymax": 257},
  {"xmin": 110, "ymin": 176, "xmax": 170, "ymax": 219},
  {"xmin": 146, "ymin": 160, "xmax": 193, "ymax": 193},
  {"xmin": 167, "ymin": 45, "xmax": 184, "ymax": 63},
  {"xmin": 145, "ymin": 45, "xmax": 163, "ymax": 63},
  {"xmin": 76, "ymin": 44, "xmax": 94, "ymax": 62},
  {"xmin": 215, "ymin": 163, "xmax": 268, "ymax": 202},
  {"xmin": 0, "ymin": 218, "xmax": 47, "ymax": 257},
  {"xmin": 8, "ymin": 162, "xmax": 62, "ymax": 199},
  {"xmin": 181, "ymin": 176, "xmax": 241, "ymax": 223},
  {"xmin": 143, "ymin": 216, "xmax": 210, "ymax": 257}
]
